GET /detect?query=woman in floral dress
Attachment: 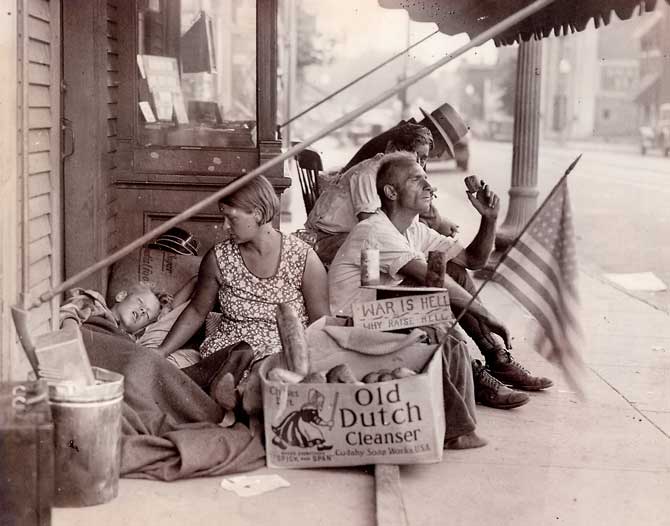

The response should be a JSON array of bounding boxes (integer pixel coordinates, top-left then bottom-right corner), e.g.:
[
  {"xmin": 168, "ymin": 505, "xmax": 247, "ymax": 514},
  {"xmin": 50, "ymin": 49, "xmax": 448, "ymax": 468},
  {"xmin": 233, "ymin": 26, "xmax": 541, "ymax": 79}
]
[{"xmin": 158, "ymin": 175, "xmax": 330, "ymax": 410}]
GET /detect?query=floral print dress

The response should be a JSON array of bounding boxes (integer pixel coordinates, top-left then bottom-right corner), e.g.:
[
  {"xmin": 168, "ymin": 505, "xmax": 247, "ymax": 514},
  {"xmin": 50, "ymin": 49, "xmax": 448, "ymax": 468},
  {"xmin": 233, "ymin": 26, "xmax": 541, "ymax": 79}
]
[{"xmin": 199, "ymin": 232, "xmax": 310, "ymax": 362}]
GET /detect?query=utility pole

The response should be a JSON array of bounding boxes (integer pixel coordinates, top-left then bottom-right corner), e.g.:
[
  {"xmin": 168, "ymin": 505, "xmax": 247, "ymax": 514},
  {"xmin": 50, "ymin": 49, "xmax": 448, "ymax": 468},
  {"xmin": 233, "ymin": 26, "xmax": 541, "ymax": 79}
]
[{"xmin": 398, "ymin": 17, "xmax": 411, "ymax": 120}]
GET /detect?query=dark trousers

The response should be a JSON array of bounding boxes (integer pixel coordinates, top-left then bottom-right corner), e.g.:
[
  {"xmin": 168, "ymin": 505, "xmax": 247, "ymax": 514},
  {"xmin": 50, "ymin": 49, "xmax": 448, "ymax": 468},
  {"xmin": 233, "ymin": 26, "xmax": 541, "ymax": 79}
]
[
  {"xmin": 182, "ymin": 342, "xmax": 253, "ymax": 390},
  {"xmin": 446, "ymin": 262, "xmax": 500, "ymax": 358}
]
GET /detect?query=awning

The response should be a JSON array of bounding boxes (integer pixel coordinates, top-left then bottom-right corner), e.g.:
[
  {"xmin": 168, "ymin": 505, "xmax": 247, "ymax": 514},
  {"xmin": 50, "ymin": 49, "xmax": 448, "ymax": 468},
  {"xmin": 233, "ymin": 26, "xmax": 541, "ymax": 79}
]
[
  {"xmin": 378, "ymin": 0, "xmax": 669, "ymax": 46},
  {"xmin": 634, "ymin": 72, "xmax": 661, "ymax": 101}
]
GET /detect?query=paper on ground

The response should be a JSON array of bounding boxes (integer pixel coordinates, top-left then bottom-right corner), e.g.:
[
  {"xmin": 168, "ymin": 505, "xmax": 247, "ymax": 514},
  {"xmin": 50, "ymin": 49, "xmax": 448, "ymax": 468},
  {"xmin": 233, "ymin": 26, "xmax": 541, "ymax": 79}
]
[
  {"xmin": 603, "ymin": 272, "xmax": 667, "ymax": 292},
  {"xmin": 220, "ymin": 474, "xmax": 290, "ymax": 497}
]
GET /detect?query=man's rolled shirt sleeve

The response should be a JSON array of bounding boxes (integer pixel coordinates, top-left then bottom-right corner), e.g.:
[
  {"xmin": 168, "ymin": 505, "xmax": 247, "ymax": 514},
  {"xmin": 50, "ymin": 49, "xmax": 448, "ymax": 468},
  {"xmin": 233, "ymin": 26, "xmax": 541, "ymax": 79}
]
[
  {"xmin": 416, "ymin": 222, "xmax": 464, "ymax": 261},
  {"xmin": 380, "ymin": 244, "xmax": 426, "ymax": 281},
  {"xmin": 349, "ymin": 154, "xmax": 384, "ymax": 216}
]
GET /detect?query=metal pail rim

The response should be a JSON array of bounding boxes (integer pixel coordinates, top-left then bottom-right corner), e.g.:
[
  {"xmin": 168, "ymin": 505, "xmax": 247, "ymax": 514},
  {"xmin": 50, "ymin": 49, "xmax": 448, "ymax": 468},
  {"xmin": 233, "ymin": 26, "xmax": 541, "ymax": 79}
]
[{"xmin": 42, "ymin": 367, "xmax": 124, "ymax": 403}]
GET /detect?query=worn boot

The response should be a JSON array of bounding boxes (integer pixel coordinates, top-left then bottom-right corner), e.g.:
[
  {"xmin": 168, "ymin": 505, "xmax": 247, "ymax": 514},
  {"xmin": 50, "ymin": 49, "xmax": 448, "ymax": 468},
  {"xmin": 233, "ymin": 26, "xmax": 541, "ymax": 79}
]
[
  {"xmin": 472, "ymin": 360, "xmax": 529, "ymax": 409},
  {"xmin": 485, "ymin": 348, "xmax": 553, "ymax": 391}
]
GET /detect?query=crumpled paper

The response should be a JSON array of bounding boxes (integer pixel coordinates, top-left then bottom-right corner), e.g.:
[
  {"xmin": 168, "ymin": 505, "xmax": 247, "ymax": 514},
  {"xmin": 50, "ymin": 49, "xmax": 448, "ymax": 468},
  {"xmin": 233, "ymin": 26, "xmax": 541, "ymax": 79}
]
[{"xmin": 220, "ymin": 474, "xmax": 290, "ymax": 497}]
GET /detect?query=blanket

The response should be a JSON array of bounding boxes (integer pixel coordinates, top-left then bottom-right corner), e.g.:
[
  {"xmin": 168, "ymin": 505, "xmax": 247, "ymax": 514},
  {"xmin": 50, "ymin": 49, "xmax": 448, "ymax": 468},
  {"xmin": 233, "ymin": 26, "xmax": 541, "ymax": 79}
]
[{"xmin": 80, "ymin": 318, "xmax": 265, "ymax": 481}]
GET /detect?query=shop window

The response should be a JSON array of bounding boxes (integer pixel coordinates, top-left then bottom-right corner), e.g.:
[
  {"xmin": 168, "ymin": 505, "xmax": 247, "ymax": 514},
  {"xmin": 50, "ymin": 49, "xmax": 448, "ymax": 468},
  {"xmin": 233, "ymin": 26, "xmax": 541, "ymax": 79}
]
[{"xmin": 137, "ymin": 0, "xmax": 257, "ymax": 148}]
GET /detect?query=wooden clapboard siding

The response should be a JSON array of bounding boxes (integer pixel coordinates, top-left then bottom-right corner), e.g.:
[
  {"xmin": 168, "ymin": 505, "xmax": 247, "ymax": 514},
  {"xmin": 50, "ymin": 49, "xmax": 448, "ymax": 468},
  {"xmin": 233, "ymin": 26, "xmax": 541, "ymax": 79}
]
[
  {"xmin": 29, "ymin": 257, "xmax": 51, "ymax": 288},
  {"xmin": 28, "ymin": 172, "xmax": 51, "ymax": 197},
  {"xmin": 28, "ymin": 62, "xmax": 50, "ymax": 85},
  {"xmin": 1, "ymin": 4, "xmax": 19, "ymax": 381},
  {"xmin": 28, "ymin": 194, "xmax": 50, "ymax": 219},
  {"xmin": 28, "ymin": 129, "xmax": 50, "ymax": 152},
  {"xmin": 29, "ymin": 237, "xmax": 52, "ymax": 264},
  {"xmin": 105, "ymin": 0, "xmax": 120, "ymax": 259},
  {"xmin": 0, "ymin": 0, "xmax": 62, "ymax": 380},
  {"xmin": 17, "ymin": 0, "xmax": 61, "ymax": 355}
]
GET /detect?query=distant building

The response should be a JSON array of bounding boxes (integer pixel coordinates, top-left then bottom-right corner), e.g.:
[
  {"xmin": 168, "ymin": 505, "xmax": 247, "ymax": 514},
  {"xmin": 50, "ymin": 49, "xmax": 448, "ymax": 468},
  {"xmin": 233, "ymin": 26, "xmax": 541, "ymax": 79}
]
[
  {"xmin": 540, "ymin": 13, "xmax": 655, "ymax": 141},
  {"xmin": 456, "ymin": 13, "xmax": 655, "ymax": 142},
  {"xmin": 540, "ymin": 29, "xmax": 599, "ymax": 140},
  {"xmin": 635, "ymin": 2, "xmax": 670, "ymax": 127}
]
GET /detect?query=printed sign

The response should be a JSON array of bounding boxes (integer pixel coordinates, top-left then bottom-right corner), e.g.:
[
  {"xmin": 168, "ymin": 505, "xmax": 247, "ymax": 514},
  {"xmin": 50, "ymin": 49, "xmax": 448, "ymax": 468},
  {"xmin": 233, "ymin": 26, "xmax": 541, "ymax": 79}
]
[
  {"xmin": 351, "ymin": 293, "xmax": 453, "ymax": 332},
  {"xmin": 262, "ymin": 350, "xmax": 445, "ymax": 468}
]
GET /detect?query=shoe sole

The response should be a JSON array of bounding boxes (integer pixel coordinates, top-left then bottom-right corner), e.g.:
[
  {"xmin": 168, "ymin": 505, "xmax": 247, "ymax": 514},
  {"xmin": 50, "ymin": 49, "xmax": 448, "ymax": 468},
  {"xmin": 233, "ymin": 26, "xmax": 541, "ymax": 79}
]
[
  {"xmin": 500, "ymin": 381, "xmax": 553, "ymax": 392},
  {"xmin": 475, "ymin": 397, "xmax": 530, "ymax": 410}
]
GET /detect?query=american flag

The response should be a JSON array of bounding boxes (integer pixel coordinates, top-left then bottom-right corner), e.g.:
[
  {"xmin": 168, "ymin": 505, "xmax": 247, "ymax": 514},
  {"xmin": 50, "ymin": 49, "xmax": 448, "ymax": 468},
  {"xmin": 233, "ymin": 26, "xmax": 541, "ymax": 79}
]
[{"xmin": 492, "ymin": 159, "xmax": 585, "ymax": 392}]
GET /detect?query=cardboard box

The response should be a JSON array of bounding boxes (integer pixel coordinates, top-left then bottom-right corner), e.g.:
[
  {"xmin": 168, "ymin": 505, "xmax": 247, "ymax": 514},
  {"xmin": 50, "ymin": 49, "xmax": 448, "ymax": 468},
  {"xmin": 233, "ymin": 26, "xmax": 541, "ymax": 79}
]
[{"xmin": 260, "ymin": 343, "xmax": 445, "ymax": 469}]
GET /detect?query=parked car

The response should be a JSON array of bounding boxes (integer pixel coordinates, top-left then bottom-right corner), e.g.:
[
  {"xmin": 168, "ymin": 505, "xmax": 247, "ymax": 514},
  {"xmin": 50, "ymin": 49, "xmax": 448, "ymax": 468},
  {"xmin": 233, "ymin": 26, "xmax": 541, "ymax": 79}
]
[
  {"xmin": 484, "ymin": 116, "xmax": 514, "ymax": 142},
  {"xmin": 434, "ymin": 135, "xmax": 470, "ymax": 171},
  {"xmin": 640, "ymin": 103, "xmax": 670, "ymax": 157}
]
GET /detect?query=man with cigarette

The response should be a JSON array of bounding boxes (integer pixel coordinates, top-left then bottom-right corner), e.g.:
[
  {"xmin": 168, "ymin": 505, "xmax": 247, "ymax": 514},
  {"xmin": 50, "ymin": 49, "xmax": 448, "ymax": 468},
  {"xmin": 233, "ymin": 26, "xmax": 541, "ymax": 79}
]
[{"xmin": 329, "ymin": 152, "xmax": 553, "ymax": 410}]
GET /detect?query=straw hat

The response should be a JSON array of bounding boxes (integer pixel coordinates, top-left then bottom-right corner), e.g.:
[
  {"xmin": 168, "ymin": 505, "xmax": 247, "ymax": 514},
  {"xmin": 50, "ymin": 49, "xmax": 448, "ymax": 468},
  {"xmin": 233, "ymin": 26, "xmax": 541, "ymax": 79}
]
[
  {"xmin": 418, "ymin": 103, "xmax": 469, "ymax": 158},
  {"xmin": 147, "ymin": 227, "xmax": 200, "ymax": 256}
]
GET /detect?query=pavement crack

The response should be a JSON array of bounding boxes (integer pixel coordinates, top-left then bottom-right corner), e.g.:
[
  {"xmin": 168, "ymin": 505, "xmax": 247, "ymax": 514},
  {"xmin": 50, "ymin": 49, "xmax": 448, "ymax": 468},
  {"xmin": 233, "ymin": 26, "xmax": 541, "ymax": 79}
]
[{"xmin": 589, "ymin": 366, "xmax": 670, "ymax": 441}]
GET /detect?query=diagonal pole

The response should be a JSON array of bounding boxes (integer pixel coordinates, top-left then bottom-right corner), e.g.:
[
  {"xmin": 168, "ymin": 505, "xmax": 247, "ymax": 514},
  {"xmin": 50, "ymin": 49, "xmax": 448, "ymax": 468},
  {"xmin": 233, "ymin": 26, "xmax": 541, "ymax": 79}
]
[
  {"xmin": 25, "ymin": 0, "xmax": 557, "ymax": 310},
  {"xmin": 280, "ymin": 30, "xmax": 440, "ymax": 128},
  {"xmin": 446, "ymin": 154, "xmax": 583, "ymax": 335}
]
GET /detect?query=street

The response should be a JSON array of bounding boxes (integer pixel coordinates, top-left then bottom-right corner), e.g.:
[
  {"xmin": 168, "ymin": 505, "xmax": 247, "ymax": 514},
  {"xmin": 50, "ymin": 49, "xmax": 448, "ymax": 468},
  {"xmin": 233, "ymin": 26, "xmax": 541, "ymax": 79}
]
[
  {"xmin": 283, "ymin": 137, "xmax": 670, "ymax": 311},
  {"xmin": 429, "ymin": 139, "xmax": 670, "ymax": 313}
]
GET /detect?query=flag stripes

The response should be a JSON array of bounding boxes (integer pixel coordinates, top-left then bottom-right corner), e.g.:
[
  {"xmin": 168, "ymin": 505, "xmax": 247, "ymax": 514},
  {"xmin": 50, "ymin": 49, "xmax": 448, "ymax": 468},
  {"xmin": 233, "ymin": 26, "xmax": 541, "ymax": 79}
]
[{"xmin": 492, "ymin": 175, "xmax": 584, "ymax": 390}]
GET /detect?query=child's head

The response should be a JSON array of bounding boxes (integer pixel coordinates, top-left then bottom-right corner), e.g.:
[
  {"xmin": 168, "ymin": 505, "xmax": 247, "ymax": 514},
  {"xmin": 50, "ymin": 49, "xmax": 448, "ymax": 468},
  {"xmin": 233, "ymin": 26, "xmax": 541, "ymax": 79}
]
[{"xmin": 111, "ymin": 282, "xmax": 172, "ymax": 334}]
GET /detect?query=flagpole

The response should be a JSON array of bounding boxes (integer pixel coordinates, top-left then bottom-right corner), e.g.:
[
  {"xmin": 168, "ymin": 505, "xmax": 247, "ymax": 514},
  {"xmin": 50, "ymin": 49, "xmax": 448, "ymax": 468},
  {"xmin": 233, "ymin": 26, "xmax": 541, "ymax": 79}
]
[{"xmin": 446, "ymin": 154, "xmax": 582, "ymax": 334}]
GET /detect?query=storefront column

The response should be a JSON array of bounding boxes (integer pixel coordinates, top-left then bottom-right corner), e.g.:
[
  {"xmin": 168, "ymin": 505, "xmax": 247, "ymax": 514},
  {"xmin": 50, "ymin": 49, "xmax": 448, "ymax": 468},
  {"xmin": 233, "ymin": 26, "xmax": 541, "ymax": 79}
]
[{"xmin": 478, "ymin": 38, "xmax": 542, "ymax": 276}]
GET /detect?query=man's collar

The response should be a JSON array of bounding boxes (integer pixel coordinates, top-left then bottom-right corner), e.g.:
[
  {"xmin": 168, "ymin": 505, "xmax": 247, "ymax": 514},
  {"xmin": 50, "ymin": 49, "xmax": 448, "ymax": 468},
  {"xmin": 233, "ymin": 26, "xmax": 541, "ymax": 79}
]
[{"xmin": 380, "ymin": 208, "xmax": 419, "ymax": 235}]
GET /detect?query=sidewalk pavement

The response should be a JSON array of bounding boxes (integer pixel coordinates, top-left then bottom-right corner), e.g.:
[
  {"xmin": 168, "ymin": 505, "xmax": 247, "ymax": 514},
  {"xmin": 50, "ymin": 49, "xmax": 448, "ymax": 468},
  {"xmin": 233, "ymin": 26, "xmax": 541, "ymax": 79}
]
[{"xmin": 54, "ymin": 183, "xmax": 669, "ymax": 526}]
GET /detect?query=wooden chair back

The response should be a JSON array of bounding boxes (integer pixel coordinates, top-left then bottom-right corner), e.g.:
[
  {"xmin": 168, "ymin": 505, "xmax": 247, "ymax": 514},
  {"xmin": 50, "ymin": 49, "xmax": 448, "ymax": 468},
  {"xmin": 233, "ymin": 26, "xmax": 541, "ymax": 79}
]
[{"xmin": 295, "ymin": 149, "xmax": 324, "ymax": 216}]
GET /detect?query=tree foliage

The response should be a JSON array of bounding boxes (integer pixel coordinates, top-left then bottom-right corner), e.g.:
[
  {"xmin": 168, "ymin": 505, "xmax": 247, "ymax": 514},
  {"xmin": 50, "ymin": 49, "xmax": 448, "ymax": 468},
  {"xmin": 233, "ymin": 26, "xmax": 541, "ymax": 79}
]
[
  {"xmin": 296, "ymin": 6, "xmax": 334, "ymax": 81},
  {"xmin": 495, "ymin": 55, "xmax": 517, "ymax": 117}
]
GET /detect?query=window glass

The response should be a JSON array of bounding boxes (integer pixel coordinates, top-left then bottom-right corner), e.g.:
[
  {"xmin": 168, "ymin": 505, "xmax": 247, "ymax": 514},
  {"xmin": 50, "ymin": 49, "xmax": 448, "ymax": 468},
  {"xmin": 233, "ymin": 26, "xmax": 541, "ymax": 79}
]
[{"xmin": 137, "ymin": 0, "xmax": 257, "ymax": 148}]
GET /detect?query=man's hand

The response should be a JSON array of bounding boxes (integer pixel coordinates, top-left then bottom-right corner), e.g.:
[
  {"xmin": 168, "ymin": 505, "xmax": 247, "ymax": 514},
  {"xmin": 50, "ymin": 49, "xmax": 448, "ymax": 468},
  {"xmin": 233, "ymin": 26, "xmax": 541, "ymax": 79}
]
[
  {"xmin": 466, "ymin": 181, "xmax": 500, "ymax": 220},
  {"xmin": 479, "ymin": 313, "xmax": 512, "ymax": 349},
  {"xmin": 438, "ymin": 218, "xmax": 460, "ymax": 238},
  {"xmin": 419, "ymin": 203, "xmax": 460, "ymax": 237}
]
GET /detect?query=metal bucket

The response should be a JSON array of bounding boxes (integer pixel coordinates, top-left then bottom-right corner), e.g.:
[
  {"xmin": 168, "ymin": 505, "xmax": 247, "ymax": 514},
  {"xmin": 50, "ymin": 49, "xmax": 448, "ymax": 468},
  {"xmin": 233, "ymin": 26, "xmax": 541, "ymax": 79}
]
[{"xmin": 46, "ymin": 367, "xmax": 124, "ymax": 507}]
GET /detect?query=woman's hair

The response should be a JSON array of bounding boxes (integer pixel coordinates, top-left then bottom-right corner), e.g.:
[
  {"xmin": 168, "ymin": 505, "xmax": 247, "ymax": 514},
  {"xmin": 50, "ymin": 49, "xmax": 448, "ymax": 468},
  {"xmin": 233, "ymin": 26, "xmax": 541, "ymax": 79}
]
[
  {"xmin": 387, "ymin": 123, "xmax": 434, "ymax": 153},
  {"xmin": 218, "ymin": 175, "xmax": 279, "ymax": 225}
]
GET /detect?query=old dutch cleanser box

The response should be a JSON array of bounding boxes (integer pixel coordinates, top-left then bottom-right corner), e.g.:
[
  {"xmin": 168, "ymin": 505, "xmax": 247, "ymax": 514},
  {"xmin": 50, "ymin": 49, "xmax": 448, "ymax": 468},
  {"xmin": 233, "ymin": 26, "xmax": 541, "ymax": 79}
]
[
  {"xmin": 0, "ymin": 380, "xmax": 54, "ymax": 526},
  {"xmin": 260, "ymin": 317, "xmax": 447, "ymax": 469}
]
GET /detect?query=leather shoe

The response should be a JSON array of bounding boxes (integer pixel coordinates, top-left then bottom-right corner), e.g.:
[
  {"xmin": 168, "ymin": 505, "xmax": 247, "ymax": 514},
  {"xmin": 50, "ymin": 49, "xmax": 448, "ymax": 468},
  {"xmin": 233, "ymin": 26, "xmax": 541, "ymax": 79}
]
[
  {"xmin": 472, "ymin": 360, "xmax": 529, "ymax": 409},
  {"xmin": 486, "ymin": 349, "xmax": 553, "ymax": 391},
  {"xmin": 444, "ymin": 431, "xmax": 488, "ymax": 450}
]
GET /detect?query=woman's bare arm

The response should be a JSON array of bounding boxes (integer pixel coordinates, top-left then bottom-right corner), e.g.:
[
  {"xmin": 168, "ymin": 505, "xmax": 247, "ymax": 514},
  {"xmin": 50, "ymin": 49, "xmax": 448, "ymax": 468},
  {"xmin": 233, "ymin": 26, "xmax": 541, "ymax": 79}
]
[
  {"xmin": 156, "ymin": 250, "xmax": 220, "ymax": 357},
  {"xmin": 301, "ymin": 249, "xmax": 331, "ymax": 323}
]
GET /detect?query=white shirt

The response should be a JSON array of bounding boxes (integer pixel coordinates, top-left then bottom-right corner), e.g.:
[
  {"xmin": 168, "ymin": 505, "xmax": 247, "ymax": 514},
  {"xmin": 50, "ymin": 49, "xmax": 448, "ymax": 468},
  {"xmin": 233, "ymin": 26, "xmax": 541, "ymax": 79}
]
[
  {"xmin": 328, "ymin": 211, "xmax": 463, "ymax": 316},
  {"xmin": 304, "ymin": 155, "xmax": 383, "ymax": 235}
]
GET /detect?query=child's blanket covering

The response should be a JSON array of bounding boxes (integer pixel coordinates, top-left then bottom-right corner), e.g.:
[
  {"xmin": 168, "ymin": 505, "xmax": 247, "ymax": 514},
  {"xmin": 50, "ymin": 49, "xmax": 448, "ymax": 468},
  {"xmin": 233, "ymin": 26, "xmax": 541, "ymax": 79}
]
[{"xmin": 80, "ymin": 318, "xmax": 265, "ymax": 481}]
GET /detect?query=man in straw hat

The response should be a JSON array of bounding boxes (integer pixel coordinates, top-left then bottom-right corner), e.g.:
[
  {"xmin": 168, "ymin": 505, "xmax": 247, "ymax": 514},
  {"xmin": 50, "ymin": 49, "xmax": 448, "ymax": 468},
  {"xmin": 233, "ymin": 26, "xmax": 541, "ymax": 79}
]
[
  {"xmin": 306, "ymin": 122, "xmax": 437, "ymax": 266},
  {"xmin": 342, "ymin": 101, "xmax": 469, "ymax": 173},
  {"xmin": 340, "ymin": 102, "xmax": 471, "ymax": 242},
  {"xmin": 329, "ymin": 152, "xmax": 553, "ymax": 410}
]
